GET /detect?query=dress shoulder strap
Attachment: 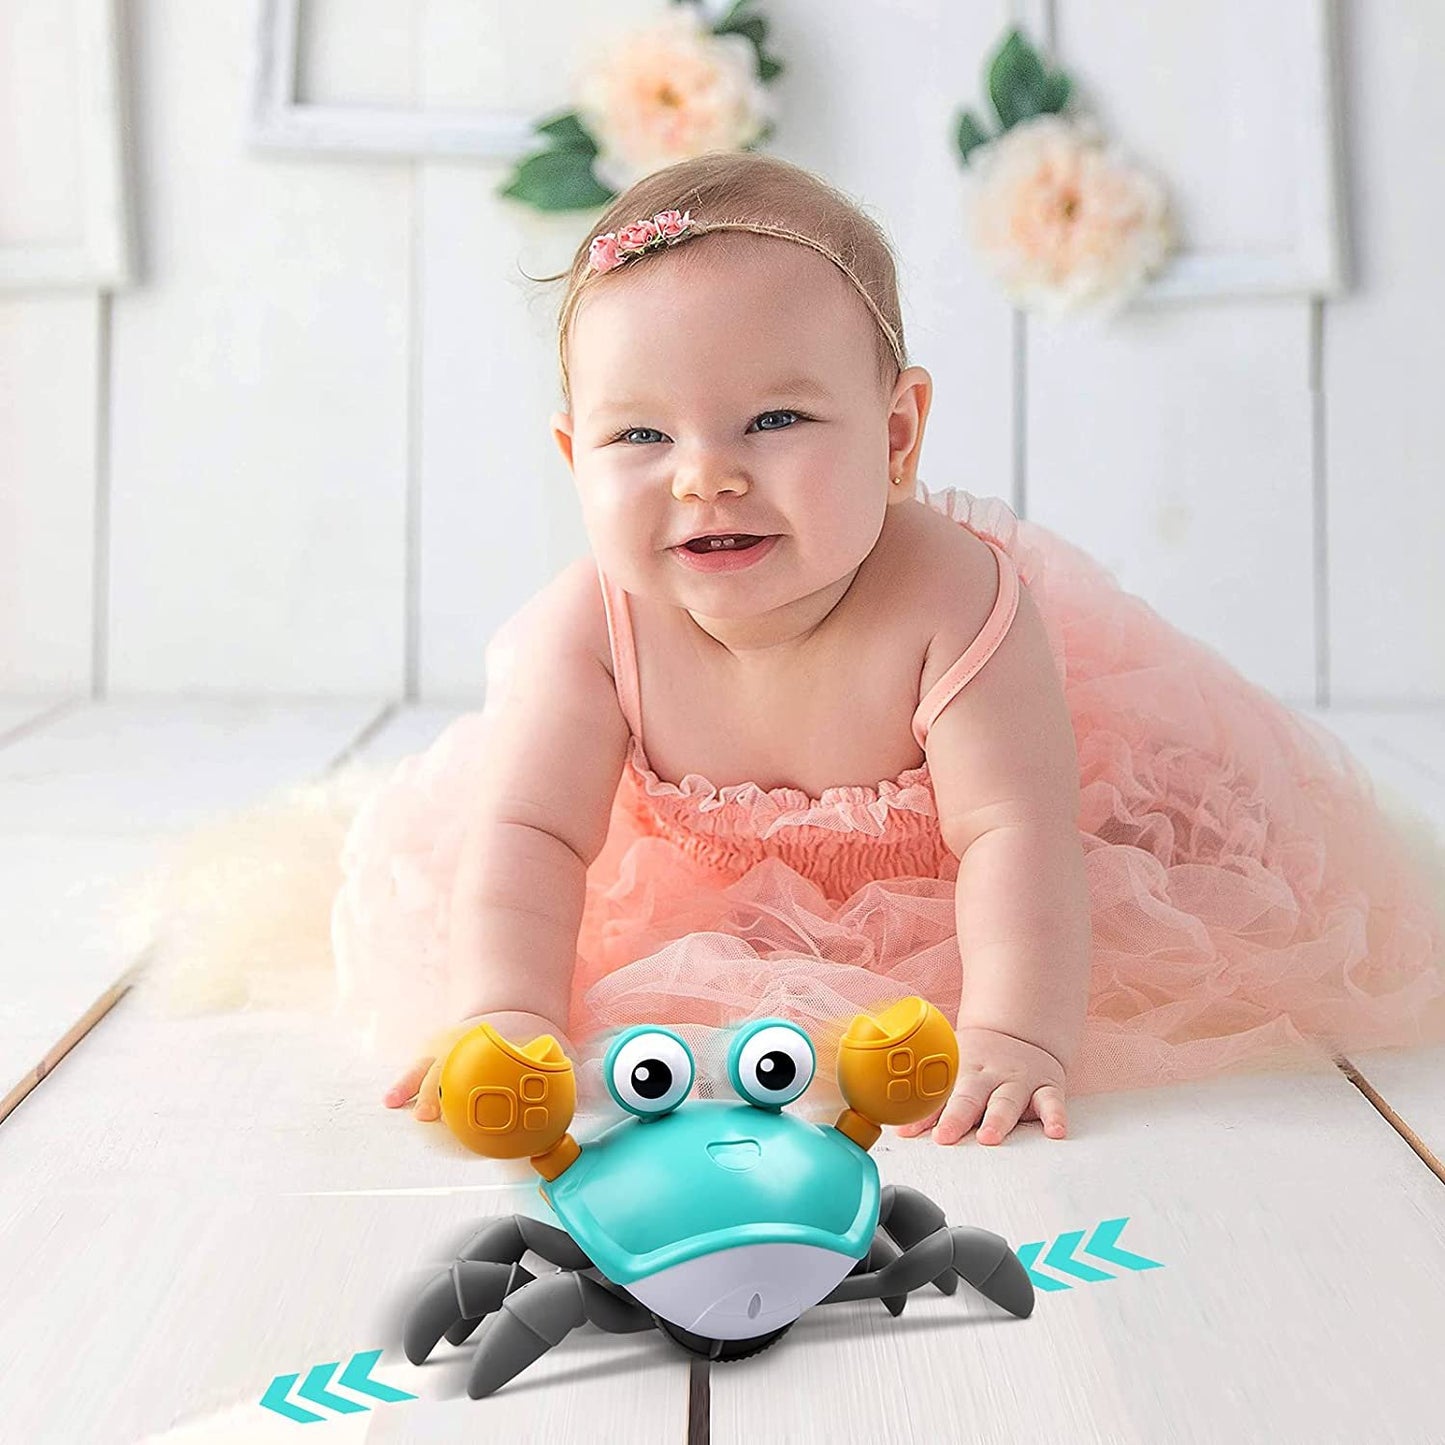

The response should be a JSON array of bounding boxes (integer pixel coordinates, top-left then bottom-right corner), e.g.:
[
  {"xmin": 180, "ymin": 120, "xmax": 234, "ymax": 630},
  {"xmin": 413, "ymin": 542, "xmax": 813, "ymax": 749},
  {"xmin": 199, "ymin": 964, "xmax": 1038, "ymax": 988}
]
[
  {"xmin": 595, "ymin": 560, "xmax": 645, "ymax": 748},
  {"xmin": 911, "ymin": 539, "xmax": 1021, "ymax": 751}
]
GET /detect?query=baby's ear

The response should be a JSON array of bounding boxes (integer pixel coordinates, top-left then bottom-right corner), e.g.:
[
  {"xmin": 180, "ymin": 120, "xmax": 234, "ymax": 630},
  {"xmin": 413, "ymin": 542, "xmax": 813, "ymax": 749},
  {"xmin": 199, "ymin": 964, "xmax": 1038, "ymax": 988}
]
[{"xmin": 550, "ymin": 411, "xmax": 576, "ymax": 471}]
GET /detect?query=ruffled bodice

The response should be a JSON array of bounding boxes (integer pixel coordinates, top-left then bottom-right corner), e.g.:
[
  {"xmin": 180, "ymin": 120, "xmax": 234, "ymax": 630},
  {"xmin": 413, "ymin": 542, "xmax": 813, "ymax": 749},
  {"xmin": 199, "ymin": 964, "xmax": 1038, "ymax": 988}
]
[{"xmin": 614, "ymin": 737, "xmax": 954, "ymax": 903}]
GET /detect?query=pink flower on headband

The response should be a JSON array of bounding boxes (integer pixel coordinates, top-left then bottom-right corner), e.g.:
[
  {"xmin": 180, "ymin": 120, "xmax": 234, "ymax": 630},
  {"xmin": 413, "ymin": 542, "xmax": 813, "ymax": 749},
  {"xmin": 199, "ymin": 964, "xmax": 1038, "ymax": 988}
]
[
  {"xmin": 588, "ymin": 233, "xmax": 624, "ymax": 272},
  {"xmin": 588, "ymin": 209, "xmax": 696, "ymax": 273},
  {"xmin": 616, "ymin": 220, "xmax": 659, "ymax": 249}
]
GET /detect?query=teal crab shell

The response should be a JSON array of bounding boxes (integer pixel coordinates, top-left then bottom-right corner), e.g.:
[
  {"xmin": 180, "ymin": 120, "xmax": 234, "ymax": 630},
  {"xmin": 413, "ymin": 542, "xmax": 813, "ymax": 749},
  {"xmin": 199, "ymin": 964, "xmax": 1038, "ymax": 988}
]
[{"xmin": 537, "ymin": 1099, "xmax": 880, "ymax": 1287}]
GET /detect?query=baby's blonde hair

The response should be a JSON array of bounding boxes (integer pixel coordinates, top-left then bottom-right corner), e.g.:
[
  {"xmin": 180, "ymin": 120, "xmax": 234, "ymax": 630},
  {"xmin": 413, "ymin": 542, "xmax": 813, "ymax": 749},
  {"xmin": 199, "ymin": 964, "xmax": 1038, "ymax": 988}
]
[{"xmin": 540, "ymin": 151, "xmax": 908, "ymax": 406}]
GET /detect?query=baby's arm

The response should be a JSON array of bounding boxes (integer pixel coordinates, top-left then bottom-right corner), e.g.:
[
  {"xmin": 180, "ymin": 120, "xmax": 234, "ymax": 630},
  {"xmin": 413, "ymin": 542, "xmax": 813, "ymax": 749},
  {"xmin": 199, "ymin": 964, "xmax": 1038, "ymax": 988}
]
[
  {"xmin": 386, "ymin": 558, "xmax": 631, "ymax": 1119},
  {"xmin": 913, "ymin": 578, "xmax": 1092, "ymax": 1145}
]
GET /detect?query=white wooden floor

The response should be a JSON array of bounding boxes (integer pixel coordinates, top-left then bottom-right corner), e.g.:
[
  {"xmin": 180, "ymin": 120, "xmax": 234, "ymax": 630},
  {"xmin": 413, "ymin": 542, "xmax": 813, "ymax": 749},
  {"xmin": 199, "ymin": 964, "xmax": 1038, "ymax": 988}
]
[{"xmin": 2, "ymin": 699, "xmax": 1444, "ymax": 1444}]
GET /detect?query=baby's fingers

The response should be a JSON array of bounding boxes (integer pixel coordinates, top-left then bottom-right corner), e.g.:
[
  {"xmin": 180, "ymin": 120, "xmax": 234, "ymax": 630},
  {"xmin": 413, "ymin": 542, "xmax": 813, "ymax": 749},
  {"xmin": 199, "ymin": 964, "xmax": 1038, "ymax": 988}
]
[
  {"xmin": 896, "ymin": 1107, "xmax": 944, "ymax": 1139},
  {"xmin": 383, "ymin": 1057, "xmax": 434, "ymax": 1110},
  {"xmin": 411, "ymin": 1059, "xmax": 443, "ymax": 1122},
  {"xmin": 1033, "ymin": 1084, "xmax": 1068, "ymax": 1139}
]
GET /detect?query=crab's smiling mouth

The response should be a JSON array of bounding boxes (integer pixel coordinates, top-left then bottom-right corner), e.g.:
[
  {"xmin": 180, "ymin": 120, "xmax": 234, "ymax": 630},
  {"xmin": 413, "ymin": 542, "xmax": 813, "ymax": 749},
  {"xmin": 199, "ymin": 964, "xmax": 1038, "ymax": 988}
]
[{"xmin": 706, "ymin": 1139, "xmax": 762, "ymax": 1172}]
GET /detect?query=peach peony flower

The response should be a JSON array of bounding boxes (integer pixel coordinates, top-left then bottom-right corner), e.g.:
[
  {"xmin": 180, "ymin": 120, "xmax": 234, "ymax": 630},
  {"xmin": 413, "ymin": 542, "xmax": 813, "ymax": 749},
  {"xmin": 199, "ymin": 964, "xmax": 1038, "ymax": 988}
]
[
  {"xmin": 967, "ymin": 114, "xmax": 1174, "ymax": 318},
  {"xmin": 575, "ymin": 8, "xmax": 771, "ymax": 192}
]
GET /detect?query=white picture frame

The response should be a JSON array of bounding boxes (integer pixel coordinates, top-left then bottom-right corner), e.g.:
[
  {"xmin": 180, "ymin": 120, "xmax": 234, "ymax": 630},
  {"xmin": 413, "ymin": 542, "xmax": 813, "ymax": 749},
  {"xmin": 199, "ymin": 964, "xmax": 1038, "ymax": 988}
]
[
  {"xmin": 1015, "ymin": 0, "xmax": 1346, "ymax": 302},
  {"xmin": 0, "ymin": 0, "xmax": 134, "ymax": 291},
  {"xmin": 247, "ymin": 0, "xmax": 536, "ymax": 160}
]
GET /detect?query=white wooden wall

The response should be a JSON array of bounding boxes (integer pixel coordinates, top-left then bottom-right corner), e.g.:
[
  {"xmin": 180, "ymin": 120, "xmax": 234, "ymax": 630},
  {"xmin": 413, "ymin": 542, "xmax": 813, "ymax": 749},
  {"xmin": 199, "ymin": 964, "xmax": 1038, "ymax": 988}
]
[{"xmin": 2, "ymin": 0, "xmax": 1441, "ymax": 707}]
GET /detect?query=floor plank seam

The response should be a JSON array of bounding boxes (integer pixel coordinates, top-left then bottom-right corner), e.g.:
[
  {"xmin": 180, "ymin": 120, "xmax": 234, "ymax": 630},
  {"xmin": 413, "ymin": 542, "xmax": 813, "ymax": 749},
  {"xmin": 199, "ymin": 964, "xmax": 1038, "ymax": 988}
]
[
  {"xmin": 0, "ymin": 969, "xmax": 136, "ymax": 1126},
  {"xmin": 1359, "ymin": 733, "xmax": 1445, "ymax": 790},
  {"xmin": 687, "ymin": 1358, "xmax": 710, "ymax": 1445},
  {"xmin": 0, "ymin": 697, "xmax": 83, "ymax": 750},
  {"xmin": 1336, "ymin": 1053, "xmax": 1445, "ymax": 1186},
  {"xmin": 330, "ymin": 699, "xmax": 403, "ymax": 772},
  {"xmin": 0, "ymin": 699, "xmax": 402, "ymax": 1131}
]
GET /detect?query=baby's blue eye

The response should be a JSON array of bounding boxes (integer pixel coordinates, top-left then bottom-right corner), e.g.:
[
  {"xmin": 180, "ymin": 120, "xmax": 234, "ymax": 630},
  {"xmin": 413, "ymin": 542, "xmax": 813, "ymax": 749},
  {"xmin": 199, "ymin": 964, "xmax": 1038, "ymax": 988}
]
[{"xmin": 613, "ymin": 410, "xmax": 801, "ymax": 446}]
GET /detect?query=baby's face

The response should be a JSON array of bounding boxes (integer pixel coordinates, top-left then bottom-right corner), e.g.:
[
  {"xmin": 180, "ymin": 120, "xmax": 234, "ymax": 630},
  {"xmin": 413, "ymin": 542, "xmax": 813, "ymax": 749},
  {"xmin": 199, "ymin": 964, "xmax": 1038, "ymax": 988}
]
[{"xmin": 553, "ymin": 236, "xmax": 918, "ymax": 645}]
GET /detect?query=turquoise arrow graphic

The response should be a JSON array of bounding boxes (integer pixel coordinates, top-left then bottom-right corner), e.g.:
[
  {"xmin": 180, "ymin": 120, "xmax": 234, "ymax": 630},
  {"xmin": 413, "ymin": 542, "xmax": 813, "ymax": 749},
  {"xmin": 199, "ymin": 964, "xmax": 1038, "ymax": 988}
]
[
  {"xmin": 296, "ymin": 1361, "xmax": 369, "ymax": 1414},
  {"xmin": 337, "ymin": 1349, "xmax": 417, "ymax": 1403},
  {"xmin": 1083, "ymin": 1217, "xmax": 1163, "ymax": 1271},
  {"xmin": 1015, "ymin": 1241, "xmax": 1073, "ymax": 1291},
  {"xmin": 261, "ymin": 1349, "xmax": 418, "ymax": 1421},
  {"xmin": 1043, "ymin": 1229, "xmax": 1117, "ymax": 1283},
  {"xmin": 1016, "ymin": 1217, "xmax": 1164, "ymax": 1291},
  {"xmin": 259, "ymin": 1373, "xmax": 325, "ymax": 1424}
]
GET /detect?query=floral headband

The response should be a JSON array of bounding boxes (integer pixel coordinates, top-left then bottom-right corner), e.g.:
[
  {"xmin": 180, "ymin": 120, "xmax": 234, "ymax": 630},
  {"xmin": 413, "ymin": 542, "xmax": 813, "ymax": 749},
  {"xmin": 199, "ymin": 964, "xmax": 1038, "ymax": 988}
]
[{"xmin": 586, "ymin": 209, "xmax": 906, "ymax": 372}]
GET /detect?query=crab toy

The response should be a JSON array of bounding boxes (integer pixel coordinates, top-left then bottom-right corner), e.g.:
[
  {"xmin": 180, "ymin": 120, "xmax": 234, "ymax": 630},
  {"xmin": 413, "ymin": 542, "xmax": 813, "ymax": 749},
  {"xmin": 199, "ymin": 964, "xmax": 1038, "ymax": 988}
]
[{"xmin": 404, "ymin": 996, "xmax": 1035, "ymax": 1398}]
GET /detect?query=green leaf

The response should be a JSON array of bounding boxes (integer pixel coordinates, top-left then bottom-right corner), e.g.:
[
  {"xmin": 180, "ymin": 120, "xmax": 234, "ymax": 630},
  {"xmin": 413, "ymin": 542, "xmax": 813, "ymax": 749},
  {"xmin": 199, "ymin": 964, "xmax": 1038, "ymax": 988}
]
[
  {"xmin": 713, "ymin": 5, "xmax": 779, "ymax": 88},
  {"xmin": 498, "ymin": 147, "xmax": 614, "ymax": 212},
  {"xmin": 989, "ymin": 30, "xmax": 1044, "ymax": 129},
  {"xmin": 1039, "ymin": 73, "xmax": 1072, "ymax": 114},
  {"xmin": 534, "ymin": 111, "xmax": 597, "ymax": 155},
  {"xmin": 987, "ymin": 28, "xmax": 1069, "ymax": 131},
  {"xmin": 955, "ymin": 109, "xmax": 992, "ymax": 163},
  {"xmin": 714, "ymin": 0, "xmax": 757, "ymax": 27},
  {"xmin": 716, "ymin": 13, "xmax": 766, "ymax": 46}
]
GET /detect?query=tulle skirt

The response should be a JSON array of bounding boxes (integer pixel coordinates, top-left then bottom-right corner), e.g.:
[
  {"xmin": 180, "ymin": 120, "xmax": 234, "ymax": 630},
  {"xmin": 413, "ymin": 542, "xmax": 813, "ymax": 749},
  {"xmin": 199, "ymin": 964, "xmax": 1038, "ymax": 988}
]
[{"xmin": 332, "ymin": 491, "xmax": 1445, "ymax": 1112}]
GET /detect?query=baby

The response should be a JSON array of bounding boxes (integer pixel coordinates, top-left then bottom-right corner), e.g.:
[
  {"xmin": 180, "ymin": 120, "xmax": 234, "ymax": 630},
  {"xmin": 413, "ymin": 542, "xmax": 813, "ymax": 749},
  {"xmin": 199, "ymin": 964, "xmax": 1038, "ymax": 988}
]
[{"xmin": 381, "ymin": 152, "xmax": 1091, "ymax": 1146}]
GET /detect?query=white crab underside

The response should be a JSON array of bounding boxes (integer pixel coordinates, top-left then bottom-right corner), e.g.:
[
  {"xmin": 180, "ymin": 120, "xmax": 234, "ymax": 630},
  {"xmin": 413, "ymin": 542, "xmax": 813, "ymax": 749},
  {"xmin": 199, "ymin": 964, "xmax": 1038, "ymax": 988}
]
[{"xmin": 626, "ymin": 1241, "xmax": 857, "ymax": 1340}]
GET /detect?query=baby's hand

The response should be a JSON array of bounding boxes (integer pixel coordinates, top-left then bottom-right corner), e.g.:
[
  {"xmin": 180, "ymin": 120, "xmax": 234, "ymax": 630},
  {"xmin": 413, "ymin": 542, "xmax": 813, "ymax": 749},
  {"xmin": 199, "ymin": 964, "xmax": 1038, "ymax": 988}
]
[
  {"xmin": 895, "ymin": 1026, "xmax": 1068, "ymax": 1146},
  {"xmin": 383, "ymin": 1010, "xmax": 574, "ymax": 1122}
]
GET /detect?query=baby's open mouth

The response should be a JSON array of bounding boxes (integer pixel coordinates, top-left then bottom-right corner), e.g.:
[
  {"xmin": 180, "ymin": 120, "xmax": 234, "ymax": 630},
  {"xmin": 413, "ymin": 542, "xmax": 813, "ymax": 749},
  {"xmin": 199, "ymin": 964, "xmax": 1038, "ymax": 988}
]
[{"xmin": 681, "ymin": 535, "xmax": 769, "ymax": 553}]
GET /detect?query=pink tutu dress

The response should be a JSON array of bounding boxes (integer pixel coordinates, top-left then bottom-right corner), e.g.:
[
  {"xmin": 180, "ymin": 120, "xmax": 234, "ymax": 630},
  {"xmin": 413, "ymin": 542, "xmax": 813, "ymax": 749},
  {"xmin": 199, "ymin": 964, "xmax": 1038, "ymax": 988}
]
[{"xmin": 332, "ymin": 487, "xmax": 1445, "ymax": 1108}]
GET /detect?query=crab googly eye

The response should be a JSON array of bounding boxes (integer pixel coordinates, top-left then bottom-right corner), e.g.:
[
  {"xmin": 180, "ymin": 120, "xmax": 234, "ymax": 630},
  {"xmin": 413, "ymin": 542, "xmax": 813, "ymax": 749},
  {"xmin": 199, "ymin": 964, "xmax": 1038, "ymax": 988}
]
[
  {"xmin": 727, "ymin": 1020, "xmax": 816, "ymax": 1109},
  {"xmin": 604, "ymin": 1027, "xmax": 694, "ymax": 1118}
]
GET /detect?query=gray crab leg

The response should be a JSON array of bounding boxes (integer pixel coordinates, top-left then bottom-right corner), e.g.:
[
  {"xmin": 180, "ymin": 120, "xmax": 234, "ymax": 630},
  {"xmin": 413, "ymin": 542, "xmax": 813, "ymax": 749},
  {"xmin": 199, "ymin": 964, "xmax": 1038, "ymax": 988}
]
[
  {"xmin": 405, "ymin": 1259, "xmax": 536, "ymax": 1363},
  {"xmin": 821, "ymin": 1226, "xmax": 1034, "ymax": 1319},
  {"xmin": 878, "ymin": 1184, "xmax": 958, "ymax": 1296},
  {"xmin": 457, "ymin": 1213, "xmax": 595, "ymax": 1270},
  {"xmin": 437, "ymin": 1213, "xmax": 597, "ymax": 1348},
  {"xmin": 467, "ymin": 1272, "xmax": 656, "ymax": 1399},
  {"xmin": 850, "ymin": 1231, "xmax": 909, "ymax": 1316},
  {"xmin": 949, "ymin": 1227, "xmax": 1034, "ymax": 1318}
]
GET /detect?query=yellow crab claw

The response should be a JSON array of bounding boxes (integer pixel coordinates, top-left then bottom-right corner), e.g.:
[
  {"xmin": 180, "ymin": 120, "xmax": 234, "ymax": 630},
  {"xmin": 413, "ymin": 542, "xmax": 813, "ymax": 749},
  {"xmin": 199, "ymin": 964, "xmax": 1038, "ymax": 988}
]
[
  {"xmin": 437, "ymin": 1023, "xmax": 580, "ymax": 1179},
  {"xmin": 833, "ymin": 997, "xmax": 958, "ymax": 1150}
]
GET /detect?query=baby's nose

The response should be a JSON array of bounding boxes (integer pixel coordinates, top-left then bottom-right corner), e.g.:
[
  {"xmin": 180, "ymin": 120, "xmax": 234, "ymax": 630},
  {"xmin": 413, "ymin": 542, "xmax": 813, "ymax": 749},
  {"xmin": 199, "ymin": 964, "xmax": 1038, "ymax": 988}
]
[{"xmin": 671, "ymin": 467, "xmax": 748, "ymax": 503}]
